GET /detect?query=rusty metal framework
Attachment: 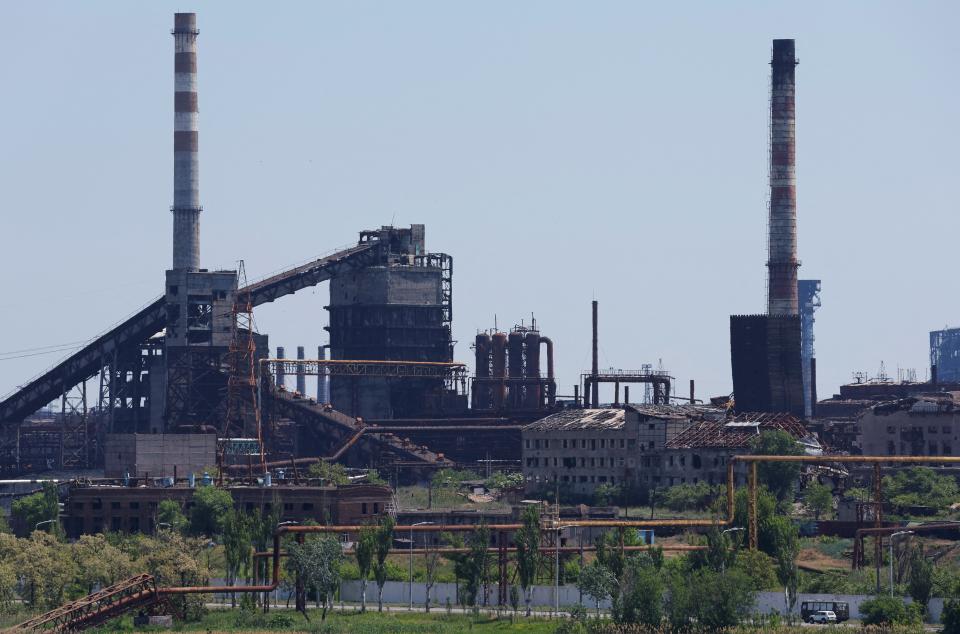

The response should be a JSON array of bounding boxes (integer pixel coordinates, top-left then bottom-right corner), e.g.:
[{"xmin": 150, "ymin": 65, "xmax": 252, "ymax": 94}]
[
  {"xmin": 581, "ymin": 369, "xmax": 673, "ymax": 407},
  {"xmin": 262, "ymin": 359, "xmax": 467, "ymax": 389},
  {"xmin": 11, "ymin": 573, "xmax": 158, "ymax": 632}
]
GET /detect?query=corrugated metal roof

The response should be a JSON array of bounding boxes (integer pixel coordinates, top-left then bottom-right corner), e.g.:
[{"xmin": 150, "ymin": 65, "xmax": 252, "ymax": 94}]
[{"xmin": 523, "ymin": 408, "xmax": 625, "ymax": 432}]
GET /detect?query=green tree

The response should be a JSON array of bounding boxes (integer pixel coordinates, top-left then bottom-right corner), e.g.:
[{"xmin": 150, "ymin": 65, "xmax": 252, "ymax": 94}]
[
  {"xmin": 860, "ymin": 595, "xmax": 917, "ymax": 625},
  {"xmin": 732, "ymin": 548, "xmax": 778, "ymax": 591},
  {"xmin": 221, "ymin": 508, "xmax": 252, "ymax": 606},
  {"xmin": 287, "ymin": 536, "xmax": 343, "ymax": 621},
  {"xmin": 372, "ymin": 515, "xmax": 394, "ymax": 612},
  {"xmin": 943, "ymin": 599, "xmax": 960, "ymax": 634},
  {"xmin": 355, "ymin": 526, "xmax": 376, "ymax": 612},
  {"xmin": 804, "ymin": 481, "xmax": 833, "ymax": 520},
  {"xmin": 908, "ymin": 546, "xmax": 933, "ymax": 616},
  {"xmin": 751, "ymin": 430, "xmax": 803, "ymax": 503},
  {"xmin": 697, "ymin": 568, "xmax": 755, "ymax": 631},
  {"xmin": 733, "ymin": 485, "xmax": 781, "ymax": 556},
  {"xmin": 189, "ymin": 486, "xmax": 233, "ymax": 537},
  {"xmin": 307, "ymin": 461, "xmax": 350, "ymax": 485},
  {"xmin": 770, "ymin": 516, "xmax": 800, "ymax": 614},
  {"xmin": 156, "ymin": 499, "xmax": 188, "ymax": 533},
  {"xmin": 71, "ymin": 534, "xmax": 134, "ymax": 594},
  {"xmin": 461, "ymin": 522, "xmax": 490, "ymax": 607},
  {"xmin": 515, "ymin": 504, "xmax": 541, "ymax": 616},
  {"xmin": 578, "ymin": 560, "xmax": 615, "ymax": 616},
  {"xmin": 884, "ymin": 467, "xmax": 960, "ymax": 513},
  {"xmin": 15, "ymin": 531, "xmax": 76, "ymax": 608},
  {"xmin": 665, "ymin": 564, "xmax": 696, "ymax": 630},
  {"xmin": 593, "ymin": 483, "xmax": 620, "ymax": 507},
  {"xmin": 0, "ymin": 559, "xmax": 16, "ymax": 614},
  {"xmin": 613, "ymin": 556, "xmax": 663, "ymax": 626},
  {"xmin": 11, "ymin": 482, "xmax": 61, "ymax": 537}
]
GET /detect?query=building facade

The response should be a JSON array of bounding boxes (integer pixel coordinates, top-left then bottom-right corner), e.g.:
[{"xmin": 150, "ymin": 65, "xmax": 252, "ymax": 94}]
[{"xmin": 858, "ymin": 396, "xmax": 960, "ymax": 457}]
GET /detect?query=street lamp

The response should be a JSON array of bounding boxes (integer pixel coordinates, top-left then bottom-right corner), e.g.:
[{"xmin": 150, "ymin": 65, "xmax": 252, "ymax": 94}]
[
  {"xmin": 35, "ymin": 519, "xmax": 56, "ymax": 531},
  {"xmin": 554, "ymin": 525, "xmax": 574, "ymax": 616},
  {"xmin": 889, "ymin": 531, "xmax": 913, "ymax": 596},
  {"xmin": 410, "ymin": 522, "xmax": 433, "ymax": 610},
  {"xmin": 720, "ymin": 527, "xmax": 745, "ymax": 574}
]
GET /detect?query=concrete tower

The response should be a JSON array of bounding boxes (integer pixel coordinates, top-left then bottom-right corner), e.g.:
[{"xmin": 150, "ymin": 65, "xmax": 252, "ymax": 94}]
[
  {"xmin": 767, "ymin": 39, "xmax": 799, "ymax": 316},
  {"xmin": 172, "ymin": 12, "xmax": 201, "ymax": 271}
]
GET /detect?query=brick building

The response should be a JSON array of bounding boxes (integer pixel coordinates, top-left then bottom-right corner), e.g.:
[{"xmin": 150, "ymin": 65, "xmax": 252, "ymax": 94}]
[{"xmin": 63, "ymin": 483, "xmax": 391, "ymax": 538}]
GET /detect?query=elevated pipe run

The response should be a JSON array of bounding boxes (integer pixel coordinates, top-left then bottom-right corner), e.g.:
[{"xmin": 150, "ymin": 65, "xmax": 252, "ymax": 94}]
[{"xmin": 541, "ymin": 336, "xmax": 555, "ymax": 406}]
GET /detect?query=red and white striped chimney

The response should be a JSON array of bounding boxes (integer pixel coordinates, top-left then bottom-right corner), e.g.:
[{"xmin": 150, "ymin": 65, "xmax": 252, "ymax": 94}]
[
  {"xmin": 767, "ymin": 39, "xmax": 799, "ymax": 316},
  {"xmin": 171, "ymin": 12, "xmax": 201, "ymax": 271}
]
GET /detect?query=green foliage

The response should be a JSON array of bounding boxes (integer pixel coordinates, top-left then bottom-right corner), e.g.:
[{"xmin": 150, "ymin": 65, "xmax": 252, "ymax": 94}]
[
  {"xmin": 287, "ymin": 536, "xmax": 343, "ymax": 620},
  {"xmin": 804, "ymin": 481, "xmax": 834, "ymax": 519},
  {"xmin": 660, "ymin": 481, "xmax": 721, "ymax": 512},
  {"xmin": 355, "ymin": 526, "xmax": 376, "ymax": 611},
  {"xmin": 485, "ymin": 471, "xmax": 524, "ymax": 491},
  {"xmin": 732, "ymin": 548, "xmax": 778, "ymax": 591},
  {"xmin": 860, "ymin": 595, "xmax": 919, "ymax": 626},
  {"xmin": 221, "ymin": 508, "xmax": 252, "ymax": 593},
  {"xmin": 943, "ymin": 598, "xmax": 960, "ymax": 634},
  {"xmin": 593, "ymin": 483, "xmax": 621, "ymax": 507},
  {"xmin": 516, "ymin": 505, "xmax": 541, "ymax": 615},
  {"xmin": 612, "ymin": 556, "xmax": 663, "ymax": 626},
  {"xmin": 0, "ymin": 512, "xmax": 10, "ymax": 534},
  {"xmin": 689, "ymin": 526, "xmax": 739, "ymax": 573},
  {"xmin": 372, "ymin": 514, "xmax": 394, "ymax": 611},
  {"xmin": 189, "ymin": 485, "xmax": 233, "ymax": 537},
  {"xmin": 751, "ymin": 430, "xmax": 804, "ymax": 503},
  {"xmin": 156, "ymin": 499, "xmax": 188, "ymax": 533},
  {"xmin": 11, "ymin": 482, "xmax": 60, "ymax": 537},
  {"xmin": 733, "ymin": 485, "xmax": 779, "ymax": 555},
  {"xmin": 0, "ymin": 560, "xmax": 15, "ymax": 615},
  {"xmin": 769, "ymin": 515, "xmax": 800, "ymax": 613},
  {"xmin": 665, "ymin": 565, "xmax": 754, "ymax": 631},
  {"xmin": 883, "ymin": 467, "xmax": 960, "ymax": 513},
  {"xmin": 431, "ymin": 468, "xmax": 480, "ymax": 487},
  {"xmin": 907, "ymin": 546, "xmax": 933, "ymax": 612},
  {"xmin": 308, "ymin": 461, "xmax": 350, "ymax": 485},
  {"xmin": 577, "ymin": 560, "xmax": 616, "ymax": 615},
  {"xmin": 365, "ymin": 469, "xmax": 387, "ymax": 486},
  {"xmin": 459, "ymin": 522, "xmax": 490, "ymax": 607}
]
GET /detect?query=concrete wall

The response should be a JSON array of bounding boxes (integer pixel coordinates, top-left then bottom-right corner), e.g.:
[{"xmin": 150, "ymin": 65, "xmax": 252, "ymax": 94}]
[
  {"xmin": 330, "ymin": 267, "xmax": 441, "ymax": 306},
  {"xmin": 104, "ymin": 433, "xmax": 215, "ymax": 478},
  {"xmin": 859, "ymin": 406, "xmax": 959, "ymax": 457},
  {"xmin": 339, "ymin": 581, "xmax": 948, "ymax": 621}
]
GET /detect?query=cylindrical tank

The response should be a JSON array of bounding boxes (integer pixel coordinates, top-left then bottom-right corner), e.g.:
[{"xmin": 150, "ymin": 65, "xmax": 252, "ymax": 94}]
[
  {"xmin": 524, "ymin": 331, "xmax": 541, "ymax": 409},
  {"xmin": 491, "ymin": 333, "xmax": 507, "ymax": 410},
  {"xmin": 508, "ymin": 332, "xmax": 524, "ymax": 409},
  {"xmin": 474, "ymin": 333, "xmax": 492, "ymax": 410}
]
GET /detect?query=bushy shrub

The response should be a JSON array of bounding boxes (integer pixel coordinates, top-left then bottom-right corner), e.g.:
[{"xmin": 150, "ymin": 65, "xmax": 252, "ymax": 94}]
[
  {"xmin": 860, "ymin": 595, "xmax": 918, "ymax": 625},
  {"xmin": 942, "ymin": 598, "xmax": 960, "ymax": 634}
]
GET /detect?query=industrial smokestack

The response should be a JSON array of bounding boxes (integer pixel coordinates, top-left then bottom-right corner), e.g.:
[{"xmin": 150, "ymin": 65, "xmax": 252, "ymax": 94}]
[
  {"xmin": 296, "ymin": 346, "xmax": 306, "ymax": 395},
  {"xmin": 591, "ymin": 300, "xmax": 599, "ymax": 407},
  {"xmin": 767, "ymin": 39, "xmax": 799, "ymax": 316},
  {"xmin": 171, "ymin": 13, "xmax": 201, "ymax": 271}
]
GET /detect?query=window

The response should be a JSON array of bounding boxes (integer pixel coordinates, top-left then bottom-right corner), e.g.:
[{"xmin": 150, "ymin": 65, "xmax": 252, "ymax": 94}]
[
  {"xmin": 129, "ymin": 502, "xmax": 140, "ymax": 510},
  {"xmin": 526, "ymin": 458, "xmax": 536, "ymax": 467},
  {"xmin": 648, "ymin": 424, "xmax": 655, "ymax": 430},
  {"xmin": 525, "ymin": 439, "xmax": 530, "ymax": 449},
  {"xmin": 929, "ymin": 426, "xmax": 939, "ymax": 434},
  {"xmin": 887, "ymin": 426, "xmax": 896, "ymax": 434},
  {"xmin": 563, "ymin": 457, "xmax": 576, "ymax": 468},
  {"xmin": 302, "ymin": 503, "xmax": 314, "ymax": 511},
  {"xmin": 111, "ymin": 517, "xmax": 122, "ymax": 532},
  {"xmin": 111, "ymin": 502, "xmax": 121, "ymax": 510},
  {"xmin": 599, "ymin": 476, "xmax": 607, "ymax": 483},
  {"xmin": 669, "ymin": 456, "xmax": 674, "ymax": 467},
  {"xmin": 887, "ymin": 441, "xmax": 896, "ymax": 454},
  {"xmin": 129, "ymin": 517, "xmax": 140, "ymax": 533},
  {"xmin": 599, "ymin": 458, "xmax": 604, "ymax": 467},
  {"xmin": 680, "ymin": 456, "xmax": 686, "ymax": 466},
  {"xmin": 929, "ymin": 442, "xmax": 938, "ymax": 455},
  {"xmin": 618, "ymin": 457, "xmax": 625, "ymax": 467},
  {"xmin": 579, "ymin": 476, "xmax": 588, "ymax": 483},
  {"xmin": 535, "ymin": 439, "xmax": 541, "ymax": 449},
  {"xmin": 284, "ymin": 503, "xmax": 294, "ymax": 511},
  {"xmin": 92, "ymin": 499, "xmax": 102, "ymax": 511},
  {"xmin": 944, "ymin": 443, "xmax": 953, "ymax": 454},
  {"xmin": 590, "ymin": 476, "xmax": 595, "ymax": 483},
  {"xmin": 561, "ymin": 475, "xmax": 570, "ymax": 482},
  {"xmin": 579, "ymin": 458, "xmax": 585, "ymax": 467},
  {"xmin": 553, "ymin": 457, "xmax": 558, "ymax": 467},
  {"xmin": 582, "ymin": 439, "xmax": 588, "ymax": 449},
  {"xmin": 648, "ymin": 441, "xmax": 655, "ymax": 449},
  {"xmin": 562, "ymin": 439, "xmax": 568, "ymax": 449},
  {"xmin": 944, "ymin": 426, "xmax": 953, "ymax": 434},
  {"xmin": 591, "ymin": 439, "xmax": 597, "ymax": 450},
  {"xmin": 600, "ymin": 439, "xmax": 606, "ymax": 449},
  {"xmin": 361, "ymin": 503, "xmax": 368, "ymax": 514},
  {"xmin": 627, "ymin": 439, "xmax": 636, "ymax": 449},
  {"xmin": 73, "ymin": 502, "xmax": 84, "ymax": 510},
  {"xmin": 373, "ymin": 503, "xmax": 379, "ymax": 514},
  {"xmin": 620, "ymin": 439, "xmax": 625, "ymax": 449},
  {"xmin": 544, "ymin": 439, "xmax": 550, "ymax": 449},
  {"xmin": 590, "ymin": 458, "xmax": 596, "ymax": 467}
]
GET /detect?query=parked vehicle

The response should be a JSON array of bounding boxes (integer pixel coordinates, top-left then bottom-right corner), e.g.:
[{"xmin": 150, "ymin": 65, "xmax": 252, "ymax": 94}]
[
  {"xmin": 808, "ymin": 610, "xmax": 837, "ymax": 624},
  {"xmin": 801, "ymin": 601, "xmax": 849, "ymax": 622}
]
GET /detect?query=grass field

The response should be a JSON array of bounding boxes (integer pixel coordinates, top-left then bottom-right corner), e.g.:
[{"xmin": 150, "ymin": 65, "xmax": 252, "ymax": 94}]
[{"xmin": 82, "ymin": 609, "xmax": 558, "ymax": 633}]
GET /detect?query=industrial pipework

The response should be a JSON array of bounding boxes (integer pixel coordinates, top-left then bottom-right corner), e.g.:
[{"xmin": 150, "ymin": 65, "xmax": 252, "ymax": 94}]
[
  {"xmin": 767, "ymin": 39, "xmax": 799, "ymax": 315},
  {"xmin": 171, "ymin": 12, "xmax": 201, "ymax": 271}
]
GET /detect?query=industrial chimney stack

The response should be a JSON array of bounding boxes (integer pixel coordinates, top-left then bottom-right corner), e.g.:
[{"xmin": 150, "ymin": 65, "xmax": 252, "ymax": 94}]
[
  {"xmin": 767, "ymin": 39, "xmax": 799, "ymax": 316},
  {"xmin": 171, "ymin": 12, "xmax": 201, "ymax": 271}
]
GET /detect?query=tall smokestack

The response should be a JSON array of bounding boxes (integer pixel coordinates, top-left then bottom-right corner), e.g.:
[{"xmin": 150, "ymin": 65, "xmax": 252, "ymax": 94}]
[
  {"xmin": 591, "ymin": 300, "xmax": 599, "ymax": 407},
  {"xmin": 767, "ymin": 39, "xmax": 799, "ymax": 316},
  {"xmin": 171, "ymin": 13, "xmax": 201, "ymax": 271},
  {"xmin": 296, "ymin": 346, "xmax": 306, "ymax": 395}
]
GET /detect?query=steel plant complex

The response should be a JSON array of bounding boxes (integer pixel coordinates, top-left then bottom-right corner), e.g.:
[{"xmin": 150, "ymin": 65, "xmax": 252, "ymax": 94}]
[{"xmin": 1, "ymin": 13, "xmax": 959, "ymax": 633}]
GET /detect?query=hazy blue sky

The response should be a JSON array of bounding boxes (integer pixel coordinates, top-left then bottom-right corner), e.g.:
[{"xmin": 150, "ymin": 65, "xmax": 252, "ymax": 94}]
[{"xmin": 2, "ymin": 1, "xmax": 958, "ymax": 406}]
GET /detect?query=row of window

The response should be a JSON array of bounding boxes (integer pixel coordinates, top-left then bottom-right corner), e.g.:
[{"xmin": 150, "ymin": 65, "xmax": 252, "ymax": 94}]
[
  {"xmin": 525, "ymin": 437, "xmax": 637, "ymax": 450},
  {"xmin": 886, "ymin": 425, "xmax": 953, "ymax": 435},
  {"xmin": 885, "ymin": 441, "xmax": 953, "ymax": 455},
  {"xmin": 525, "ymin": 456, "xmax": 631, "ymax": 469},
  {"xmin": 528, "ymin": 474, "xmax": 617, "ymax": 485}
]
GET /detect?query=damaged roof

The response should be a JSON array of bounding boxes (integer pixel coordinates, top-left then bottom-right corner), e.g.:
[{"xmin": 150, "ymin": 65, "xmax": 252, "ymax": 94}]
[
  {"xmin": 524, "ymin": 408, "xmax": 625, "ymax": 432},
  {"xmin": 666, "ymin": 412, "xmax": 811, "ymax": 450}
]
